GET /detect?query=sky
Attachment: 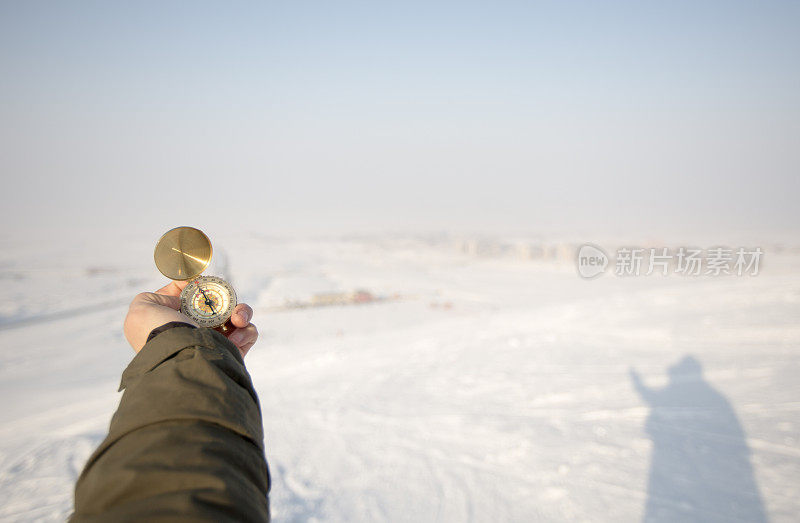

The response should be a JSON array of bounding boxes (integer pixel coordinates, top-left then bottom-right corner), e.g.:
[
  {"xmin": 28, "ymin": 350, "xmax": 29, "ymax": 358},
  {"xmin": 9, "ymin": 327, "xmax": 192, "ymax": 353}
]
[{"xmin": 0, "ymin": 1, "xmax": 798, "ymax": 240}]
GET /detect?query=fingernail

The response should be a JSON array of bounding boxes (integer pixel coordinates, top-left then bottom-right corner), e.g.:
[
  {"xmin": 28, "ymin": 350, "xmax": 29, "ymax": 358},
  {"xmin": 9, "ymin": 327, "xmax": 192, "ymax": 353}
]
[{"xmin": 238, "ymin": 311, "xmax": 249, "ymax": 323}]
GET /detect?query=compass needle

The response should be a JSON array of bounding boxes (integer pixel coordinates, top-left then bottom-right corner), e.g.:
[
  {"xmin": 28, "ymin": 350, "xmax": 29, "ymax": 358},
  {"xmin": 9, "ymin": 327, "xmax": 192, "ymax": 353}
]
[
  {"xmin": 182, "ymin": 276, "xmax": 235, "ymax": 328},
  {"xmin": 198, "ymin": 285, "xmax": 217, "ymax": 314}
]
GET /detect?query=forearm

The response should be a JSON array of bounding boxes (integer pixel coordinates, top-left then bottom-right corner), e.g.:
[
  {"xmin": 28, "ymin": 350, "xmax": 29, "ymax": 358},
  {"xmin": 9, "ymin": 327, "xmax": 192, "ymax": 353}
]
[{"xmin": 71, "ymin": 326, "xmax": 270, "ymax": 522}]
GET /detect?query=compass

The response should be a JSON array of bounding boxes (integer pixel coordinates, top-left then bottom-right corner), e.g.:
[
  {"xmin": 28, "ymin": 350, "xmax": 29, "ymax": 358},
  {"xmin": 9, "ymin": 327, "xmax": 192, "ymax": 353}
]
[
  {"xmin": 181, "ymin": 275, "xmax": 237, "ymax": 328},
  {"xmin": 154, "ymin": 226, "xmax": 237, "ymax": 333}
]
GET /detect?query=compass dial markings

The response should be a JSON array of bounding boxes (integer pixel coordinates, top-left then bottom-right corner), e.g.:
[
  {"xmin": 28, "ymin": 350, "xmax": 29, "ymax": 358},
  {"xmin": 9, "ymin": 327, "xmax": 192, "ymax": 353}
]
[{"xmin": 179, "ymin": 275, "xmax": 237, "ymax": 328}]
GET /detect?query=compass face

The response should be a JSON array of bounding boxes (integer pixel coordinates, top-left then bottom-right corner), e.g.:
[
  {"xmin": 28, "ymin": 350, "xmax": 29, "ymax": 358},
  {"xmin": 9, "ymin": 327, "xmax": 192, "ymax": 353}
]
[{"xmin": 180, "ymin": 275, "xmax": 237, "ymax": 328}]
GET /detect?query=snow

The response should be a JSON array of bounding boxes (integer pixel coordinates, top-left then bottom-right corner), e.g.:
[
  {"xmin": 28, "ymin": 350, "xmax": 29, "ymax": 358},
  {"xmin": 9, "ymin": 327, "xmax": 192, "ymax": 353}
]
[{"xmin": 0, "ymin": 234, "xmax": 798, "ymax": 521}]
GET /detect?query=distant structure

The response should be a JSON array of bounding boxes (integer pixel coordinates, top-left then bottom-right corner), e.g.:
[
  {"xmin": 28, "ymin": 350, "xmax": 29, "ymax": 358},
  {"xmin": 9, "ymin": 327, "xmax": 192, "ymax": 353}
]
[
  {"xmin": 457, "ymin": 237, "xmax": 574, "ymax": 262},
  {"xmin": 310, "ymin": 290, "xmax": 377, "ymax": 307}
]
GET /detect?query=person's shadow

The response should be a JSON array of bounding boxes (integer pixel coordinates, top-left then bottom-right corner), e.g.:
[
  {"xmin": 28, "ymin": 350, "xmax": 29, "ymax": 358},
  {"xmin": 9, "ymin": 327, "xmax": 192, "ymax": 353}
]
[{"xmin": 630, "ymin": 356, "xmax": 767, "ymax": 522}]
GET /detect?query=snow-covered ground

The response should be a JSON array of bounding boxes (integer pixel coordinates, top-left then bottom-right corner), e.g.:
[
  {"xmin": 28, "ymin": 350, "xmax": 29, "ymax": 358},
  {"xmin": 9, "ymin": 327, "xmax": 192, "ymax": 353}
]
[{"xmin": 0, "ymin": 233, "xmax": 798, "ymax": 522}]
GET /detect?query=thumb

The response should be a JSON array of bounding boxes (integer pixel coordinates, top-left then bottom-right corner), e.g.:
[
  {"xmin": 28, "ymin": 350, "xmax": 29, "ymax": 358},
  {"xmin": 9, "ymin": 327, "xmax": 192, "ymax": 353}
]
[
  {"xmin": 136, "ymin": 291, "xmax": 182, "ymax": 311},
  {"xmin": 155, "ymin": 280, "xmax": 189, "ymax": 297}
]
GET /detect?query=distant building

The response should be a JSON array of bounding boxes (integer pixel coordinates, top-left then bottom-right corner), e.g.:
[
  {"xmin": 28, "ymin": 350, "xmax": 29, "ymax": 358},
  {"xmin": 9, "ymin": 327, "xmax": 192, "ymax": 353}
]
[
  {"xmin": 351, "ymin": 290, "xmax": 374, "ymax": 303},
  {"xmin": 310, "ymin": 290, "xmax": 377, "ymax": 307},
  {"xmin": 311, "ymin": 292, "xmax": 348, "ymax": 306}
]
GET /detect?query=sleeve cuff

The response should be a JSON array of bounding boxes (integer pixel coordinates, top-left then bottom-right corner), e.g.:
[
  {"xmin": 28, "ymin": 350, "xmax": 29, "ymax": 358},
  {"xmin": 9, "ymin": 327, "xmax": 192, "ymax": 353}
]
[
  {"xmin": 119, "ymin": 325, "xmax": 242, "ymax": 392},
  {"xmin": 145, "ymin": 321, "xmax": 196, "ymax": 343}
]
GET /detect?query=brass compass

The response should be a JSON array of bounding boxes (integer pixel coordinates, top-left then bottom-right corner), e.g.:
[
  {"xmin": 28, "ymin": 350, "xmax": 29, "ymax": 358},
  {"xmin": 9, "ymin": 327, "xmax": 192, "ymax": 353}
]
[{"xmin": 154, "ymin": 226, "xmax": 237, "ymax": 334}]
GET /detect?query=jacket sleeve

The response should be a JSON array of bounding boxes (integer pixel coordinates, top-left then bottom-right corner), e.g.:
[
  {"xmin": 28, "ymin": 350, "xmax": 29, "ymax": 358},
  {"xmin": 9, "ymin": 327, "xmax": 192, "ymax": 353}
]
[{"xmin": 71, "ymin": 325, "xmax": 270, "ymax": 522}]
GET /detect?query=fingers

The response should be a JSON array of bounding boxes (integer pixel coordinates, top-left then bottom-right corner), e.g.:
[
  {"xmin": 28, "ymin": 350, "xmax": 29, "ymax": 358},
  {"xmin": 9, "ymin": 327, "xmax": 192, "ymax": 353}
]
[
  {"xmin": 228, "ymin": 323, "xmax": 258, "ymax": 358},
  {"xmin": 231, "ymin": 303, "xmax": 253, "ymax": 328},
  {"xmin": 132, "ymin": 291, "xmax": 181, "ymax": 310},
  {"xmin": 125, "ymin": 291, "xmax": 196, "ymax": 353},
  {"xmin": 148, "ymin": 281, "xmax": 188, "ymax": 311},
  {"xmin": 151, "ymin": 293, "xmax": 182, "ymax": 310},
  {"xmin": 229, "ymin": 304, "xmax": 257, "ymax": 358},
  {"xmin": 155, "ymin": 280, "xmax": 189, "ymax": 297}
]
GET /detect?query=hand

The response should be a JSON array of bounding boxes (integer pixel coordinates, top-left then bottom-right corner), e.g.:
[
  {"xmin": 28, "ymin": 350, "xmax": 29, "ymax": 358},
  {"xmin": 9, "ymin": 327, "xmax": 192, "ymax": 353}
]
[{"xmin": 124, "ymin": 281, "xmax": 259, "ymax": 359}]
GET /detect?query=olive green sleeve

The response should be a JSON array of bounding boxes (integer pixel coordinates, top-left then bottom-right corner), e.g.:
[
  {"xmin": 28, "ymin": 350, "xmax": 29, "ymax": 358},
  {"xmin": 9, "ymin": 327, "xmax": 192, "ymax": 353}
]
[{"xmin": 71, "ymin": 326, "xmax": 270, "ymax": 522}]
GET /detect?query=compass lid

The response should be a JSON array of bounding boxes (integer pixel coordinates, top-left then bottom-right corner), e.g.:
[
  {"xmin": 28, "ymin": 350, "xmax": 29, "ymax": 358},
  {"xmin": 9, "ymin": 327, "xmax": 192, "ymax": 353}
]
[{"xmin": 154, "ymin": 226, "xmax": 213, "ymax": 280}]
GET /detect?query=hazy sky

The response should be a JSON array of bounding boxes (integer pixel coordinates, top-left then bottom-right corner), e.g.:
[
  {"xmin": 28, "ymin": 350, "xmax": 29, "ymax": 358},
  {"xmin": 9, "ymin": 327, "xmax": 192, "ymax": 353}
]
[{"xmin": 1, "ymin": 1, "xmax": 798, "ymax": 239}]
